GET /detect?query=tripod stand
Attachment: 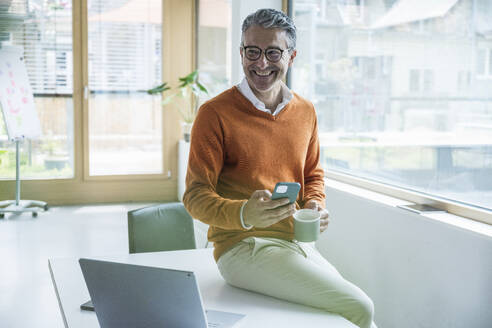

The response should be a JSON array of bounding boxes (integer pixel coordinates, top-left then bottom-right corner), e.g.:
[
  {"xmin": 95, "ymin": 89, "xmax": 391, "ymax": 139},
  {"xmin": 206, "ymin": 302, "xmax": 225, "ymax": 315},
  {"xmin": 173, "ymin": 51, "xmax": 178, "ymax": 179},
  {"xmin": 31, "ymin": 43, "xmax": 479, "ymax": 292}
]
[{"xmin": 0, "ymin": 138, "xmax": 48, "ymax": 218}]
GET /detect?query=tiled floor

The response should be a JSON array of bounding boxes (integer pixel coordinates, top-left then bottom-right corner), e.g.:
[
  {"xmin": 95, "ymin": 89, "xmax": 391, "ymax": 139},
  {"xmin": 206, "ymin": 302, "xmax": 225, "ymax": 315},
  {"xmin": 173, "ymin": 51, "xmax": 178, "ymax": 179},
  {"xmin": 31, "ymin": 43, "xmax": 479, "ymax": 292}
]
[{"xmin": 0, "ymin": 203, "xmax": 154, "ymax": 328}]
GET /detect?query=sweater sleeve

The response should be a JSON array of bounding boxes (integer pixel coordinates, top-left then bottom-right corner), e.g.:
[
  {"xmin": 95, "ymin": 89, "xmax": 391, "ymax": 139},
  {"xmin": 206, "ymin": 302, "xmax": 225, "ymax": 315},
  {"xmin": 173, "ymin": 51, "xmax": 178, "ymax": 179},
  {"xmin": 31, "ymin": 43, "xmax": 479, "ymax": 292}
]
[
  {"xmin": 302, "ymin": 110, "xmax": 326, "ymax": 208},
  {"xmin": 182, "ymin": 105, "xmax": 246, "ymax": 230}
]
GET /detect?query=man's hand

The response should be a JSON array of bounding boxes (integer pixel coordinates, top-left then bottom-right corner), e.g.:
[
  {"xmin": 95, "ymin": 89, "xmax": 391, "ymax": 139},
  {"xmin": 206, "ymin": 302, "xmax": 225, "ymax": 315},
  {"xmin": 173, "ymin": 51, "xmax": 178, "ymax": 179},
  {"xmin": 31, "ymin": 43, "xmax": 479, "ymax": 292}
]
[
  {"xmin": 243, "ymin": 190, "xmax": 296, "ymax": 228},
  {"xmin": 304, "ymin": 200, "xmax": 330, "ymax": 232}
]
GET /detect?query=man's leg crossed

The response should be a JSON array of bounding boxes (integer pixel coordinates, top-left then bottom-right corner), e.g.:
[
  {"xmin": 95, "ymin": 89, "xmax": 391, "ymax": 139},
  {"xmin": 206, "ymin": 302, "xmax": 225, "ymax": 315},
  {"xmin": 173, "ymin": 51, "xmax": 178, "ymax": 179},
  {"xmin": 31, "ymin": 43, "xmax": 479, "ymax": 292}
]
[{"xmin": 217, "ymin": 237, "xmax": 376, "ymax": 328}]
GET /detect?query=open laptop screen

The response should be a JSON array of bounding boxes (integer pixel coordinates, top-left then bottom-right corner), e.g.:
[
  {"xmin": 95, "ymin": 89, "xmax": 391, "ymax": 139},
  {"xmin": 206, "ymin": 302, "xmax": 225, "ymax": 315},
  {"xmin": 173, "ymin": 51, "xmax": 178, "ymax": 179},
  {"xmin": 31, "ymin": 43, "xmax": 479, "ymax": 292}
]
[{"xmin": 79, "ymin": 259, "xmax": 209, "ymax": 328}]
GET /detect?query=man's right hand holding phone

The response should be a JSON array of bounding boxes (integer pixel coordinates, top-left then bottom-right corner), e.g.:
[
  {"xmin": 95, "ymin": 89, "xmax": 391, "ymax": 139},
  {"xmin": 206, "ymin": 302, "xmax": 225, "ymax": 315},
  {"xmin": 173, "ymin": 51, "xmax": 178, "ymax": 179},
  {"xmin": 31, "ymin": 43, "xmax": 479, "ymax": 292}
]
[{"xmin": 243, "ymin": 190, "xmax": 296, "ymax": 228}]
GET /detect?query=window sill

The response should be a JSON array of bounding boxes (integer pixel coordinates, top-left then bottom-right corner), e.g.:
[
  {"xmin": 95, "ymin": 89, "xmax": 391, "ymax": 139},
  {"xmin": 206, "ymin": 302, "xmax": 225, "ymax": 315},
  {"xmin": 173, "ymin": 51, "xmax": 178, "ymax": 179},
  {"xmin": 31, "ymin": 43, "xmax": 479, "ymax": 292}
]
[{"xmin": 325, "ymin": 177, "xmax": 492, "ymax": 239}]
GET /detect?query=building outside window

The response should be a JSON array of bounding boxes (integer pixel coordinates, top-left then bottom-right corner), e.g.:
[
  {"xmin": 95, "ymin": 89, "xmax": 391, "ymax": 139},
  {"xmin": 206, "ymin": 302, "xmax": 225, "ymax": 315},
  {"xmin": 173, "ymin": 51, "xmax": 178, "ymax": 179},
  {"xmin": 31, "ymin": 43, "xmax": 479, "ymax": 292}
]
[{"xmin": 291, "ymin": 0, "xmax": 492, "ymax": 214}]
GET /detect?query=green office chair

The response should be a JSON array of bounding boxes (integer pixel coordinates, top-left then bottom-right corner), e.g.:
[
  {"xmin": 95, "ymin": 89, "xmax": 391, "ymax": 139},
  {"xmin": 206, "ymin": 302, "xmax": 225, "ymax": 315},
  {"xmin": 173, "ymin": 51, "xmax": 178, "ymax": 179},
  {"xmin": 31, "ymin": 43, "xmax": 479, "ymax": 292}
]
[
  {"xmin": 127, "ymin": 202, "xmax": 196, "ymax": 254},
  {"xmin": 82, "ymin": 203, "xmax": 198, "ymax": 311}
]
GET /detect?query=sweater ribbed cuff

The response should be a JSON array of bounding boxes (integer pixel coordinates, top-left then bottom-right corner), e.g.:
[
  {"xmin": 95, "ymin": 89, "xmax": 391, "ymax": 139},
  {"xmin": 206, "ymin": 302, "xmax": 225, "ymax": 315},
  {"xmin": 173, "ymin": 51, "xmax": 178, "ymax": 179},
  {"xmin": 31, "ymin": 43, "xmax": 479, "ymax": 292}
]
[{"xmin": 240, "ymin": 200, "xmax": 253, "ymax": 230}]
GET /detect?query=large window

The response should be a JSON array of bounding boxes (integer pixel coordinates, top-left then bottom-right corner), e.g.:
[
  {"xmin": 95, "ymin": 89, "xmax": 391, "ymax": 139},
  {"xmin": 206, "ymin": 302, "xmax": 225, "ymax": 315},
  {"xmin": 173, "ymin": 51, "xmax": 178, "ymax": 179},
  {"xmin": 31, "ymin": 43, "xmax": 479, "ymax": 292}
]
[
  {"xmin": 0, "ymin": 0, "xmax": 164, "ymax": 179},
  {"xmin": 87, "ymin": 0, "xmax": 163, "ymax": 176},
  {"xmin": 291, "ymin": 0, "xmax": 492, "ymax": 215},
  {"xmin": 0, "ymin": 0, "xmax": 74, "ymax": 179},
  {"xmin": 0, "ymin": 0, "xmax": 193, "ymax": 204}
]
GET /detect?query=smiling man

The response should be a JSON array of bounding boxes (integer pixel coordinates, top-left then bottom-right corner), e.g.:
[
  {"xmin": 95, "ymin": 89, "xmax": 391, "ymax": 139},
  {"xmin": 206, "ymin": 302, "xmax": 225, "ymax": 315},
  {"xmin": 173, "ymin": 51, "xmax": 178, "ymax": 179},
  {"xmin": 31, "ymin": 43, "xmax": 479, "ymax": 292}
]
[{"xmin": 183, "ymin": 8, "xmax": 377, "ymax": 328}]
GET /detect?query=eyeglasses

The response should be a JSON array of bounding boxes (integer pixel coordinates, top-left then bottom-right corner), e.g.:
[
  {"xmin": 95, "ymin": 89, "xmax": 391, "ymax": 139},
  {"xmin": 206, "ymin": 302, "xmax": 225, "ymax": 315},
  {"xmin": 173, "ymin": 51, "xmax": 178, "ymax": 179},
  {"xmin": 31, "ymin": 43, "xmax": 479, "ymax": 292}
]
[{"xmin": 241, "ymin": 45, "xmax": 291, "ymax": 63}]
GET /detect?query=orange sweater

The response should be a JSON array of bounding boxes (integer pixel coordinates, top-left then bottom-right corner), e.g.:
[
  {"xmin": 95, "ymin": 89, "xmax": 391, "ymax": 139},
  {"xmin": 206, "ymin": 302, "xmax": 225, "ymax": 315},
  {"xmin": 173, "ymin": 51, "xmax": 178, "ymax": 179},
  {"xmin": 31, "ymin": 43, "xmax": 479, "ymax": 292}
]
[{"xmin": 183, "ymin": 86, "xmax": 325, "ymax": 261}]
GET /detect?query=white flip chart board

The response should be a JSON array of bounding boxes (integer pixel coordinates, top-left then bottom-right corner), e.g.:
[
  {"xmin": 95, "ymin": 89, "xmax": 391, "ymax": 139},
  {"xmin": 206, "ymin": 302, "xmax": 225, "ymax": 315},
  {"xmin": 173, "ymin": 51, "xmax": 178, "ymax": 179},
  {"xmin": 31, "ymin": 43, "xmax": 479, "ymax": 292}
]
[{"xmin": 0, "ymin": 46, "xmax": 42, "ymax": 141}]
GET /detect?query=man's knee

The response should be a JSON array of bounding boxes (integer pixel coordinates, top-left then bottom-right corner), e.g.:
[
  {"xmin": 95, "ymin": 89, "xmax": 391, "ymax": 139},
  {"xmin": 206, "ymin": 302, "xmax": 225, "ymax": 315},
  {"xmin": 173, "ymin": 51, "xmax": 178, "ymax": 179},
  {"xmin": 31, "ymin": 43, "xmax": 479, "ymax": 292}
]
[
  {"xmin": 347, "ymin": 293, "xmax": 374, "ymax": 328},
  {"xmin": 318, "ymin": 287, "xmax": 374, "ymax": 328},
  {"xmin": 356, "ymin": 294, "xmax": 374, "ymax": 320}
]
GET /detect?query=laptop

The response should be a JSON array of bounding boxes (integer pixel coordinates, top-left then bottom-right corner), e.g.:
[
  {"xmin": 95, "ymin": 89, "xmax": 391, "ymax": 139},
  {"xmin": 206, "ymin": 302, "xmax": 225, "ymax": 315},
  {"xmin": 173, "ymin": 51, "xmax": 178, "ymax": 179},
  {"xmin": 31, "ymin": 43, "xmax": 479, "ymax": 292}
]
[{"xmin": 79, "ymin": 258, "xmax": 245, "ymax": 328}]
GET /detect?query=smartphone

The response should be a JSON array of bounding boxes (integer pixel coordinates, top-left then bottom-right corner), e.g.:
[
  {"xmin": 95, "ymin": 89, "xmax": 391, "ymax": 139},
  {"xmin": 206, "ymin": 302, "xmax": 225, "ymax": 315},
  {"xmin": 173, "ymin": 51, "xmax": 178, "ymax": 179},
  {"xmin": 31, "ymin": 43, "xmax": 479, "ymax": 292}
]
[{"xmin": 271, "ymin": 182, "xmax": 301, "ymax": 204}]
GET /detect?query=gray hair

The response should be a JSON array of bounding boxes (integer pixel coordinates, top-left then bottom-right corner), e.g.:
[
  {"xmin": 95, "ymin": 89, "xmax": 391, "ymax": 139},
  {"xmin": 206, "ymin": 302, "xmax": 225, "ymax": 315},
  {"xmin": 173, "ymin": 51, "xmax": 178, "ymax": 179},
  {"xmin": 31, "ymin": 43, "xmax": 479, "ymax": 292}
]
[{"xmin": 241, "ymin": 8, "xmax": 296, "ymax": 50}]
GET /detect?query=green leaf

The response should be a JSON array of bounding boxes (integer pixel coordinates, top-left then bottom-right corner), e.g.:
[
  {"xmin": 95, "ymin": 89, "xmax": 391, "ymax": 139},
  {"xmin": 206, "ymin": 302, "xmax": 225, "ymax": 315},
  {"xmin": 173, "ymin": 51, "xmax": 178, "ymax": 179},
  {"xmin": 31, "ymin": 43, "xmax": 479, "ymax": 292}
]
[
  {"xmin": 187, "ymin": 70, "xmax": 198, "ymax": 81},
  {"xmin": 178, "ymin": 71, "xmax": 198, "ymax": 85},
  {"xmin": 196, "ymin": 81, "xmax": 208, "ymax": 94},
  {"xmin": 147, "ymin": 82, "xmax": 170, "ymax": 94},
  {"xmin": 146, "ymin": 71, "xmax": 209, "ymax": 122}
]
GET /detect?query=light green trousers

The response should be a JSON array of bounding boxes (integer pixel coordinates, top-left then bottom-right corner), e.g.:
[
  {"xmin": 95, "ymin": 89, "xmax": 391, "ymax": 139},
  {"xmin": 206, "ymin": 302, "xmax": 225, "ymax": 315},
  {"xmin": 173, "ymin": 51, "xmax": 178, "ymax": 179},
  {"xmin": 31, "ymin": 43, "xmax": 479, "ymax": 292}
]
[{"xmin": 217, "ymin": 237, "xmax": 377, "ymax": 328}]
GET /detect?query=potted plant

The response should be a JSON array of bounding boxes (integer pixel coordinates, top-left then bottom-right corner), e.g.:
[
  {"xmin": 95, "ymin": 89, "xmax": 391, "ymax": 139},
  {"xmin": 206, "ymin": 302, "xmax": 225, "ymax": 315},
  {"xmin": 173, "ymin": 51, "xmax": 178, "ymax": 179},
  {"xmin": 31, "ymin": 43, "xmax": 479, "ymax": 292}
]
[{"xmin": 147, "ymin": 70, "xmax": 208, "ymax": 142}]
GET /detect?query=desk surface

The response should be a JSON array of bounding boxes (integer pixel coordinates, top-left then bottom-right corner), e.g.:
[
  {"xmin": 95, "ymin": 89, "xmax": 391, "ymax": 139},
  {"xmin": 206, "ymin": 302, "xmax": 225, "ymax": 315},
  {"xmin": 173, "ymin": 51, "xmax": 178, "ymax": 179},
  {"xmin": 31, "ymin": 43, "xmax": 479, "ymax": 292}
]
[{"xmin": 49, "ymin": 248, "xmax": 355, "ymax": 328}]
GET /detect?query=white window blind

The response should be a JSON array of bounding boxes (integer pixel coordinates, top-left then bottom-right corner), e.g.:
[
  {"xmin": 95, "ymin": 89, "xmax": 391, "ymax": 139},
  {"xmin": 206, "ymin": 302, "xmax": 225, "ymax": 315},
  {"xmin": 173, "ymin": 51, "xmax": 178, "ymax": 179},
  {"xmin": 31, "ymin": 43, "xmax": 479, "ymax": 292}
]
[
  {"xmin": 0, "ymin": 0, "xmax": 28, "ymax": 39},
  {"xmin": 1, "ymin": 0, "xmax": 73, "ymax": 95},
  {"xmin": 87, "ymin": 0, "xmax": 163, "ymax": 176},
  {"xmin": 88, "ymin": 0, "xmax": 162, "ymax": 92}
]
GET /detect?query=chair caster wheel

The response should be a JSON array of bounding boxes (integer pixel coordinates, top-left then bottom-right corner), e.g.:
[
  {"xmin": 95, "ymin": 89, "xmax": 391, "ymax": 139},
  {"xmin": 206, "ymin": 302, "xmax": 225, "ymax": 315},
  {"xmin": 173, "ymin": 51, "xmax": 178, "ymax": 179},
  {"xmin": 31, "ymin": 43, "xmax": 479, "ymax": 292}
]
[
  {"xmin": 44, "ymin": 205, "xmax": 49, "ymax": 211},
  {"xmin": 0, "ymin": 213, "xmax": 4, "ymax": 219},
  {"xmin": 32, "ymin": 212, "xmax": 38, "ymax": 218}
]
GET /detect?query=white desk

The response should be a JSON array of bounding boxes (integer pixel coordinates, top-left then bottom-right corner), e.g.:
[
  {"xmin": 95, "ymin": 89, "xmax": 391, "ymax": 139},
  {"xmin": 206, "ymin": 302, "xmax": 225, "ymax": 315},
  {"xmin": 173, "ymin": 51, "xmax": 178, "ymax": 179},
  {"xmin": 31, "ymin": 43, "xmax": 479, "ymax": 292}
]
[{"xmin": 49, "ymin": 248, "xmax": 355, "ymax": 327}]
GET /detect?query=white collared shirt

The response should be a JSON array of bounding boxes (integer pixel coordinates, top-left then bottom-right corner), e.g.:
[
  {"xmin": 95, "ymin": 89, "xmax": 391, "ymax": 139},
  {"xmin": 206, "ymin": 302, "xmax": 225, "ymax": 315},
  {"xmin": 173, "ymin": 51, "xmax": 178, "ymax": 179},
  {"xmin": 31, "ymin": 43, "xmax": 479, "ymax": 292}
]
[
  {"xmin": 237, "ymin": 77, "xmax": 293, "ymax": 116},
  {"xmin": 236, "ymin": 78, "xmax": 294, "ymax": 229}
]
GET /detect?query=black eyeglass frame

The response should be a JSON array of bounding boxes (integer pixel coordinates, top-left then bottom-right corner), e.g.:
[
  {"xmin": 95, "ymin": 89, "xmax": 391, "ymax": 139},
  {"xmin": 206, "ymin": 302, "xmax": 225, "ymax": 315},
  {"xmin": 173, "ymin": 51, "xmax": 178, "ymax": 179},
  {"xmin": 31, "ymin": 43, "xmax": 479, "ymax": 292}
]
[{"xmin": 241, "ymin": 45, "xmax": 293, "ymax": 63}]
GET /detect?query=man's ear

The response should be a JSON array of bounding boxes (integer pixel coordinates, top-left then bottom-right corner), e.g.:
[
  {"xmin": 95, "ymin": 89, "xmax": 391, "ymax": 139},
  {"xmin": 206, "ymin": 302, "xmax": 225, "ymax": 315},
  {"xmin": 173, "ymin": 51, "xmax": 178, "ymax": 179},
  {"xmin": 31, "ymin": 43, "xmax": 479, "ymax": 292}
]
[
  {"xmin": 239, "ymin": 47, "xmax": 244, "ymax": 60},
  {"xmin": 288, "ymin": 49, "xmax": 297, "ymax": 67}
]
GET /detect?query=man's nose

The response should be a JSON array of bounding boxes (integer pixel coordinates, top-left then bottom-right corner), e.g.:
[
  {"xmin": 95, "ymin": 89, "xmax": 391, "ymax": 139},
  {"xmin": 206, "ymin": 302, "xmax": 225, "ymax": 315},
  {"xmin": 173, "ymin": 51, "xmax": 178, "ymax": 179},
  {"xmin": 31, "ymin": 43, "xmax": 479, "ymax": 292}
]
[{"xmin": 255, "ymin": 53, "xmax": 269, "ymax": 68}]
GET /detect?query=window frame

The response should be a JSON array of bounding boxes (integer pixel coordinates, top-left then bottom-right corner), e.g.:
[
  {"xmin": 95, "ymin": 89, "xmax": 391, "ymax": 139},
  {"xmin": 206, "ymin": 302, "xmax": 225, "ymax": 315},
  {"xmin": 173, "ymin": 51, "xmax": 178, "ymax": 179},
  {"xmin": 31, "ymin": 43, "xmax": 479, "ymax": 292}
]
[
  {"xmin": 325, "ymin": 170, "xmax": 492, "ymax": 225},
  {"xmin": 81, "ymin": 0, "xmax": 176, "ymax": 182},
  {"xmin": 476, "ymin": 48, "xmax": 492, "ymax": 80},
  {"xmin": 286, "ymin": 1, "xmax": 492, "ymax": 226},
  {"xmin": 0, "ymin": 0, "xmax": 195, "ymax": 204}
]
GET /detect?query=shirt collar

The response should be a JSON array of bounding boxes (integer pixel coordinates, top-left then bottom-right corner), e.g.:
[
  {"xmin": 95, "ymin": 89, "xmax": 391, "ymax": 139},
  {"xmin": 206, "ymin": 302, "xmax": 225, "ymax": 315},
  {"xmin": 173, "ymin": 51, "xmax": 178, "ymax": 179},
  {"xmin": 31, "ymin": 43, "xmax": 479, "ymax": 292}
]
[{"xmin": 237, "ymin": 77, "xmax": 293, "ymax": 116}]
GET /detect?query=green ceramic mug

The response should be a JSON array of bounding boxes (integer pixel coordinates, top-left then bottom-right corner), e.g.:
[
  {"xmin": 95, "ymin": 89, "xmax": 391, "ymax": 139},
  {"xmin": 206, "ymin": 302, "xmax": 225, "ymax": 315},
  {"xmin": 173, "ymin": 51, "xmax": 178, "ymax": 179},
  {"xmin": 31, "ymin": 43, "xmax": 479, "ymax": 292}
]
[{"xmin": 293, "ymin": 209, "xmax": 320, "ymax": 242}]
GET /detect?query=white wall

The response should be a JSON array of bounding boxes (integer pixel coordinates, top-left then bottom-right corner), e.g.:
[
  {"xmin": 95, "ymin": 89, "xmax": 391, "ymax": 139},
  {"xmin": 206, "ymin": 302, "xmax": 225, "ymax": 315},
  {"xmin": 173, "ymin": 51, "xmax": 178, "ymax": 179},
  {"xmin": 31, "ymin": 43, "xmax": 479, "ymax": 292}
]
[{"xmin": 317, "ymin": 185, "xmax": 492, "ymax": 328}]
